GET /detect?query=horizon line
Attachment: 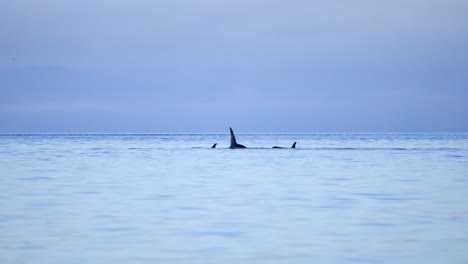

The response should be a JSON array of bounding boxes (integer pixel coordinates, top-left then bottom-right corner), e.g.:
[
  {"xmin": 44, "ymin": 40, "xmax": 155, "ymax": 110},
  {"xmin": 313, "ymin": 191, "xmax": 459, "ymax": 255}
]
[{"xmin": 1, "ymin": 132, "xmax": 468, "ymax": 135}]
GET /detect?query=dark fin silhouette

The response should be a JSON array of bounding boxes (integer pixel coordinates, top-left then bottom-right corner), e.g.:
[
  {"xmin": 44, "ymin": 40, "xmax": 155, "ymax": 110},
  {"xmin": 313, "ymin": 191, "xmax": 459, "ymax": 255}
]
[
  {"xmin": 229, "ymin": 127, "xmax": 237, "ymax": 147},
  {"xmin": 211, "ymin": 143, "xmax": 217, "ymax": 148},
  {"xmin": 291, "ymin": 142, "xmax": 296, "ymax": 148},
  {"xmin": 272, "ymin": 146, "xmax": 282, "ymax": 148},
  {"xmin": 229, "ymin": 127, "xmax": 247, "ymax": 149}
]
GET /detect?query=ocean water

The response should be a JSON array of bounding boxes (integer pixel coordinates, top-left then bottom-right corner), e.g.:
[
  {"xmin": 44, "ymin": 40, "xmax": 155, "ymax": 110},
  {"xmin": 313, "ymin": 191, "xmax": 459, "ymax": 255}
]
[{"xmin": 1, "ymin": 133, "xmax": 467, "ymax": 264}]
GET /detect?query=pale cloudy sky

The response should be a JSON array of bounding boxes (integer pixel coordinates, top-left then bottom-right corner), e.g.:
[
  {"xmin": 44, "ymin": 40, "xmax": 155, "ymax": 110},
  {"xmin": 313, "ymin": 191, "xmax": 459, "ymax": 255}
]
[{"xmin": 1, "ymin": 0, "xmax": 467, "ymax": 132}]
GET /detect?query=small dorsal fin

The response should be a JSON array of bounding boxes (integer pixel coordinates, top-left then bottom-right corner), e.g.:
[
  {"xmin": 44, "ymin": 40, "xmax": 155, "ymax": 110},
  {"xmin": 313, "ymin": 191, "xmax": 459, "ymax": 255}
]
[
  {"xmin": 291, "ymin": 142, "xmax": 296, "ymax": 148},
  {"xmin": 211, "ymin": 143, "xmax": 217, "ymax": 148}
]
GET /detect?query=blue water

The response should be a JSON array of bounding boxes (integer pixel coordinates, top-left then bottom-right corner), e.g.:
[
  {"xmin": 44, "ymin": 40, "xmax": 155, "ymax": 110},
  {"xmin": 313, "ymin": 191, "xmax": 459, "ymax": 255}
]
[{"xmin": 1, "ymin": 133, "xmax": 468, "ymax": 264}]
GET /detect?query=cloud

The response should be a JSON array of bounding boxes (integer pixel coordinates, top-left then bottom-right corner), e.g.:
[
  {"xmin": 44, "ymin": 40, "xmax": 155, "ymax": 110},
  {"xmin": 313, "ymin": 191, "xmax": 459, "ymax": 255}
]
[{"xmin": 2, "ymin": 0, "xmax": 468, "ymax": 68}]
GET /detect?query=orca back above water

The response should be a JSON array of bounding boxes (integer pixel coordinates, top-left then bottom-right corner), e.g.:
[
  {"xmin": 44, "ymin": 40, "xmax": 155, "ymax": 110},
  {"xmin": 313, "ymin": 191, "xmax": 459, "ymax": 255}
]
[
  {"xmin": 273, "ymin": 142, "xmax": 297, "ymax": 149},
  {"xmin": 229, "ymin": 127, "xmax": 247, "ymax": 149},
  {"xmin": 211, "ymin": 128, "xmax": 296, "ymax": 149}
]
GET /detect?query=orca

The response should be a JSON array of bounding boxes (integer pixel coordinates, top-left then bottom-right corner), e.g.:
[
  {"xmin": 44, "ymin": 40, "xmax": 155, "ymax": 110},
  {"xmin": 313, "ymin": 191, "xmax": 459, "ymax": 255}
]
[
  {"xmin": 211, "ymin": 143, "xmax": 217, "ymax": 148},
  {"xmin": 229, "ymin": 127, "xmax": 247, "ymax": 149},
  {"xmin": 272, "ymin": 142, "xmax": 297, "ymax": 149}
]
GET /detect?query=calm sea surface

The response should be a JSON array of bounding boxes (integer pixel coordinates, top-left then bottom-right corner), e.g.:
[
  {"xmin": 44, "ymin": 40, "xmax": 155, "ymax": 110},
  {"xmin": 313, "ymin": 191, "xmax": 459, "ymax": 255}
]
[{"xmin": 1, "ymin": 134, "xmax": 468, "ymax": 264}]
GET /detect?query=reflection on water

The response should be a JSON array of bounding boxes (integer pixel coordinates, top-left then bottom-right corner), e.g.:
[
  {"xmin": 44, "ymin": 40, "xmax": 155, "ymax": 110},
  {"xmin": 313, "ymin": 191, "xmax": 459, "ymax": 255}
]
[{"xmin": 1, "ymin": 134, "xmax": 468, "ymax": 264}]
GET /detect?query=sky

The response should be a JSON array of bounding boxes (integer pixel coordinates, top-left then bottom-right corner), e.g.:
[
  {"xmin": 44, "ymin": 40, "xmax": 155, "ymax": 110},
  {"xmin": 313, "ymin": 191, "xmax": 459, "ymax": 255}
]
[{"xmin": 1, "ymin": 0, "xmax": 467, "ymax": 133}]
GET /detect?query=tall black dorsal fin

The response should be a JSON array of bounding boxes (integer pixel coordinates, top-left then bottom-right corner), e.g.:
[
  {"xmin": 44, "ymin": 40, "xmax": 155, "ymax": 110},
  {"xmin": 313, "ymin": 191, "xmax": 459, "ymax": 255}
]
[
  {"xmin": 291, "ymin": 142, "xmax": 297, "ymax": 148},
  {"xmin": 229, "ymin": 127, "xmax": 247, "ymax": 148},
  {"xmin": 229, "ymin": 127, "xmax": 237, "ymax": 147}
]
